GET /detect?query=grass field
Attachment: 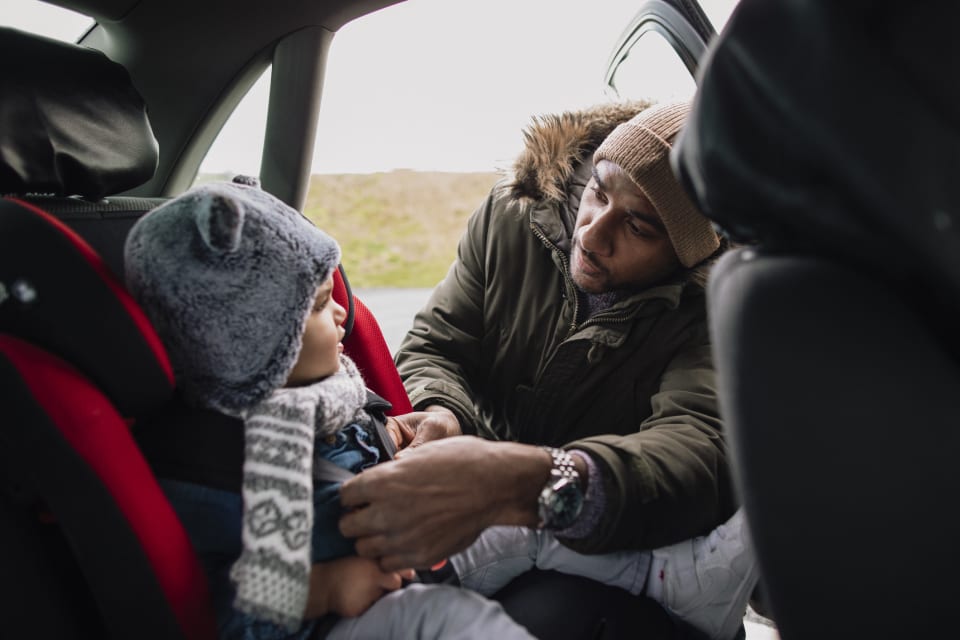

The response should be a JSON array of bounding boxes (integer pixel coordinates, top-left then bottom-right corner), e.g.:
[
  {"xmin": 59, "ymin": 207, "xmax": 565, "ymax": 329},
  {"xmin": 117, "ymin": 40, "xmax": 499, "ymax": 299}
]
[
  {"xmin": 197, "ymin": 170, "xmax": 501, "ymax": 287},
  {"xmin": 303, "ymin": 170, "xmax": 500, "ymax": 288}
]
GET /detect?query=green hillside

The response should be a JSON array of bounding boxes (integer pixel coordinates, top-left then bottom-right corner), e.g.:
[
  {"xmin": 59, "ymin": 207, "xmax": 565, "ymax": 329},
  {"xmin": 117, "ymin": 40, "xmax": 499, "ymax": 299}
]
[{"xmin": 303, "ymin": 170, "xmax": 500, "ymax": 288}]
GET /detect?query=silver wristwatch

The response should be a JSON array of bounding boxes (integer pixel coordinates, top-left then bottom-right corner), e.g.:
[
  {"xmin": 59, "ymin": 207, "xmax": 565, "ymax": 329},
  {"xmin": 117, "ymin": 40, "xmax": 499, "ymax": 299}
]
[{"xmin": 537, "ymin": 447, "xmax": 584, "ymax": 530}]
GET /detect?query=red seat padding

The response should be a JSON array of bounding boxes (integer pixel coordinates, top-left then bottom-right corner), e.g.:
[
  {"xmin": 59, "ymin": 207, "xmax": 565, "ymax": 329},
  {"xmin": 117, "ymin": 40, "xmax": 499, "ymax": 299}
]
[{"xmin": 1, "ymin": 336, "xmax": 216, "ymax": 640}]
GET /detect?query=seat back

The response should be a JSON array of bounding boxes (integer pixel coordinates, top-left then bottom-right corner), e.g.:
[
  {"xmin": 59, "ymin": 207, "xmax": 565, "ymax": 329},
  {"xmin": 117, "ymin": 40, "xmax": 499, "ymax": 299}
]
[
  {"xmin": 707, "ymin": 249, "xmax": 960, "ymax": 638},
  {"xmin": 674, "ymin": 1, "xmax": 960, "ymax": 637}
]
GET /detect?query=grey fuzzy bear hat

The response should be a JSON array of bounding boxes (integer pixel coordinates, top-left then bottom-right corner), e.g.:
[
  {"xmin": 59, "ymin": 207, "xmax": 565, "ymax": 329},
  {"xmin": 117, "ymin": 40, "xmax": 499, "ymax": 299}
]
[{"xmin": 124, "ymin": 177, "xmax": 341, "ymax": 414}]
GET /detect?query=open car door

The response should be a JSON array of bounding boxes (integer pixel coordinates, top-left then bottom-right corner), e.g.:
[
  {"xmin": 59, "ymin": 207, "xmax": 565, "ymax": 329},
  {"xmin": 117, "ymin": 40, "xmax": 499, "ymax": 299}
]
[{"xmin": 603, "ymin": 0, "xmax": 717, "ymax": 106}]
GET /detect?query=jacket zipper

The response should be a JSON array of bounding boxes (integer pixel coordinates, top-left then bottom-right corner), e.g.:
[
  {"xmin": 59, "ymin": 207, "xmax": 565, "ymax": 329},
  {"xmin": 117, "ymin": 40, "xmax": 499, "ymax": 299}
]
[
  {"xmin": 530, "ymin": 222, "xmax": 580, "ymax": 336},
  {"xmin": 530, "ymin": 222, "xmax": 633, "ymax": 338}
]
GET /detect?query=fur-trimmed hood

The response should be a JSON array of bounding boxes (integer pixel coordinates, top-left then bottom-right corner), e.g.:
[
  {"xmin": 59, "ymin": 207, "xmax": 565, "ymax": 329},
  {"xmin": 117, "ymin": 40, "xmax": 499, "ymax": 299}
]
[{"xmin": 506, "ymin": 100, "xmax": 651, "ymax": 204}]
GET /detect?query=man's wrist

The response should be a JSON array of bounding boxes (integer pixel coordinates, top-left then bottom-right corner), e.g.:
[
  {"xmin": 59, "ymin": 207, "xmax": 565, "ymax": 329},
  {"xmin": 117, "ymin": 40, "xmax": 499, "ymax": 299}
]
[
  {"xmin": 423, "ymin": 404, "xmax": 461, "ymax": 427},
  {"xmin": 555, "ymin": 450, "xmax": 604, "ymax": 540},
  {"xmin": 417, "ymin": 400, "xmax": 471, "ymax": 435},
  {"xmin": 486, "ymin": 442, "xmax": 554, "ymax": 528},
  {"xmin": 537, "ymin": 447, "xmax": 585, "ymax": 530}
]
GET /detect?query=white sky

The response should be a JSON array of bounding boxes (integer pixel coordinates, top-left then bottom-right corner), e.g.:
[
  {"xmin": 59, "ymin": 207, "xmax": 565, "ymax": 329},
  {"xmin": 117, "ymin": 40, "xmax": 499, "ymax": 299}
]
[{"xmin": 3, "ymin": 0, "xmax": 737, "ymax": 175}]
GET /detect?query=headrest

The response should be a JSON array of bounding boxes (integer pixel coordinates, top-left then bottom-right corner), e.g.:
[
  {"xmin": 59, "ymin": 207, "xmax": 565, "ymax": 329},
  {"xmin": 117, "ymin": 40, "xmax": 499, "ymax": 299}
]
[
  {"xmin": 0, "ymin": 27, "xmax": 158, "ymax": 199},
  {"xmin": 0, "ymin": 198, "xmax": 173, "ymax": 416},
  {"xmin": 673, "ymin": 1, "xmax": 960, "ymax": 313}
]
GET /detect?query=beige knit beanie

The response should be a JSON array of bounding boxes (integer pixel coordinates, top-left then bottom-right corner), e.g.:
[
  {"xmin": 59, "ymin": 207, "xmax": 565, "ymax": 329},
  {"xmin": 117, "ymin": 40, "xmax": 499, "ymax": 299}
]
[{"xmin": 593, "ymin": 101, "xmax": 719, "ymax": 268}]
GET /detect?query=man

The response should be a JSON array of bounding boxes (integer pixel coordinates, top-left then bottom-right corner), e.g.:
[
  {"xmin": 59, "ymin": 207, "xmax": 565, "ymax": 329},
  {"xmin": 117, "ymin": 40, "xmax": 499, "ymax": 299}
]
[{"xmin": 340, "ymin": 101, "xmax": 752, "ymax": 638}]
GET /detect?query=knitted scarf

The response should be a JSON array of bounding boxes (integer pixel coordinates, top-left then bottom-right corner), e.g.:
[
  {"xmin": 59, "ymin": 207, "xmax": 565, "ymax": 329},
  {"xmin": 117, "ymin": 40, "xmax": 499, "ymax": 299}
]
[{"xmin": 229, "ymin": 355, "xmax": 369, "ymax": 630}]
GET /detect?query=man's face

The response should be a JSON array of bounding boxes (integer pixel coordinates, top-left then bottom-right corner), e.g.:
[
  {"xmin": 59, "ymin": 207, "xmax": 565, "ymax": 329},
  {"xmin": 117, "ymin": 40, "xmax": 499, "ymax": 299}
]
[
  {"xmin": 570, "ymin": 160, "xmax": 680, "ymax": 294},
  {"xmin": 286, "ymin": 274, "xmax": 347, "ymax": 386}
]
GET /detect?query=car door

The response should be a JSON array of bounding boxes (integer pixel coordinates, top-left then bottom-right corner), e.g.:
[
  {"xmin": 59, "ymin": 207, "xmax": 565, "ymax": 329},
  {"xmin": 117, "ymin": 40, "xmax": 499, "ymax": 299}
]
[{"xmin": 604, "ymin": 0, "xmax": 727, "ymax": 104}]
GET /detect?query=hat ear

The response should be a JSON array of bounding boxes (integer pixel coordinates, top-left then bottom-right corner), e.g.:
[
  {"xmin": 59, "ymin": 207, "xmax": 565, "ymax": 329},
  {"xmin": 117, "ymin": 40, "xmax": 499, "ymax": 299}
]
[
  {"xmin": 232, "ymin": 174, "xmax": 261, "ymax": 189},
  {"xmin": 195, "ymin": 191, "xmax": 245, "ymax": 253}
]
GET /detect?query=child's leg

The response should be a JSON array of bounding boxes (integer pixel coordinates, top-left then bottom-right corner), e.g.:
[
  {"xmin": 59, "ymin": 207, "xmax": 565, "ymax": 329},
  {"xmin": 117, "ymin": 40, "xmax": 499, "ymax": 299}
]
[
  {"xmin": 645, "ymin": 507, "xmax": 758, "ymax": 640},
  {"xmin": 325, "ymin": 583, "xmax": 535, "ymax": 640},
  {"xmin": 452, "ymin": 509, "xmax": 758, "ymax": 640},
  {"xmin": 449, "ymin": 525, "xmax": 649, "ymax": 597},
  {"xmin": 448, "ymin": 526, "xmax": 539, "ymax": 595}
]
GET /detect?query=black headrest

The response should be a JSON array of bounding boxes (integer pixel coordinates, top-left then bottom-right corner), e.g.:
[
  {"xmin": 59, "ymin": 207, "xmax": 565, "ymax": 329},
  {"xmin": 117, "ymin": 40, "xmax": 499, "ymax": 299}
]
[
  {"xmin": 674, "ymin": 1, "xmax": 960, "ymax": 313},
  {"xmin": 0, "ymin": 27, "xmax": 158, "ymax": 199},
  {"xmin": 0, "ymin": 198, "xmax": 173, "ymax": 416}
]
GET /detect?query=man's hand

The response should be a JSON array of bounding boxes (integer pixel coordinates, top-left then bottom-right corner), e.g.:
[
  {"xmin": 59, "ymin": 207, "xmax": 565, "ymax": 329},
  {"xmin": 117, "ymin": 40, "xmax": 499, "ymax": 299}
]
[
  {"xmin": 303, "ymin": 556, "xmax": 415, "ymax": 619},
  {"xmin": 383, "ymin": 405, "xmax": 462, "ymax": 456},
  {"xmin": 339, "ymin": 436, "xmax": 550, "ymax": 571}
]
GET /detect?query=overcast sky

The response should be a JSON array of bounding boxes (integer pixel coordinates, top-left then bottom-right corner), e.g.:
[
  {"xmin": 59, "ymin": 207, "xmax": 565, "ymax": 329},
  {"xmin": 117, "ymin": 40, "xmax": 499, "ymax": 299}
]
[{"xmin": 3, "ymin": 0, "xmax": 737, "ymax": 174}]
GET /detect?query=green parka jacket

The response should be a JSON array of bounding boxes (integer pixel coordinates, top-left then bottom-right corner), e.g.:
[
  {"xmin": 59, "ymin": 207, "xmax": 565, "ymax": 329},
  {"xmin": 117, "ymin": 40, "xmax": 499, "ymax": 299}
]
[{"xmin": 395, "ymin": 102, "xmax": 736, "ymax": 554}]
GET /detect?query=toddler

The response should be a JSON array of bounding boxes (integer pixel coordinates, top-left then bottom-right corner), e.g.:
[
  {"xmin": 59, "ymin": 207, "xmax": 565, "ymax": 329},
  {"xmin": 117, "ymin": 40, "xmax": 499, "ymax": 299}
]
[{"xmin": 125, "ymin": 176, "xmax": 534, "ymax": 639}]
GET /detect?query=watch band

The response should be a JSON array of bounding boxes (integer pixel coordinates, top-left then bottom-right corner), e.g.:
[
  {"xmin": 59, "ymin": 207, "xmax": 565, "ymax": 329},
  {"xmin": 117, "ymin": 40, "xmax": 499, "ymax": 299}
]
[
  {"xmin": 537, "ymin": 446, "xmax": 584, "ymax": 529},
  {"xmin": 544, "ymin": 446, "xmax": 579, "ymax": 484}
]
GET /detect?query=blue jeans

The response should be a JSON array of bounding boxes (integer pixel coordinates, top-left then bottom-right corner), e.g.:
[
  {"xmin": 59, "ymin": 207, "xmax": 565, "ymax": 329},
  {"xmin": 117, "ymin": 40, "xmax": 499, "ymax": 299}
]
[{"xmin": 161, "ymin": 423, "xmax": 380, "ymax": 640}]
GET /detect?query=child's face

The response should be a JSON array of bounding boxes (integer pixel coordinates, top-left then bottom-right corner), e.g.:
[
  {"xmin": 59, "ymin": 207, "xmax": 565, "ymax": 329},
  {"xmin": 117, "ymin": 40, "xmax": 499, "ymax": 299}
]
[{"xmin": 286, "ymin": 274, "xmax": 347, "ymax": 386}]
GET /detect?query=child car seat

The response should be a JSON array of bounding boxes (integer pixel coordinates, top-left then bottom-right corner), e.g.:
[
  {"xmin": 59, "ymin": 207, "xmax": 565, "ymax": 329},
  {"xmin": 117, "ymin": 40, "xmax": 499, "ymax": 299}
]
[
  {"xmin": 2, "ymin": 24, "xmax": 416, "ymax": 639},
  {"xmin": 1, "ymin": 22, "xmax": 413, "ymax": 637},
  {"xmin": 0, "ymin": 198, "xmax": 217, "ymax": 640},
  {"xmin": 1, "ymin": 26, "xmax": 217, "ymax": 640},
  {"xmin": 674, "ymin": 1, "xmax": 960, "ymax": 637}
]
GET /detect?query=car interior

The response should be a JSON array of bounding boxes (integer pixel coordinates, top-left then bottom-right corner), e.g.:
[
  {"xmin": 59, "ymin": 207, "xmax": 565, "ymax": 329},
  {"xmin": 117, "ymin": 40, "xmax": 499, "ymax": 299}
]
[{"xmin": 5, "ymin": 0, "xmax": 951, "ymax": 638}]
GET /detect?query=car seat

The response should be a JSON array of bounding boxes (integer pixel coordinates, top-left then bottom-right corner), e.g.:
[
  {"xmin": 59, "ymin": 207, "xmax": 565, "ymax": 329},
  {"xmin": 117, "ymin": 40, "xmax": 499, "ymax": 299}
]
[
  {"xmin": 0, "ymin": 198, "xmax": 217, "ymax": 640},
  {"xmin": 1, "ymin": 25, "xmax": 411, "ymax": 639},
  {"xmin": 0, "ymin": 26, "xmax": 220, "ymax": 640},
  {"xmin": 674, "ymin": 1, "xmax": 960, "ymax": 638}
]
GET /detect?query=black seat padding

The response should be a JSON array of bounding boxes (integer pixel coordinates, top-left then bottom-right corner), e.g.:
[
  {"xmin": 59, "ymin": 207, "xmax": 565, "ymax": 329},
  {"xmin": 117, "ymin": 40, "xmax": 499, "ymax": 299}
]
[
  {"xmin": 708, "ymin": 249, "xmax": 960, "ymax": 637},
  {"xmin": 0, "ymin": 27, "xmax": 158, "ymax": 200},
  {"xmin": 16, "ymin": 195, "xmax": 167, "ymax": 277}
]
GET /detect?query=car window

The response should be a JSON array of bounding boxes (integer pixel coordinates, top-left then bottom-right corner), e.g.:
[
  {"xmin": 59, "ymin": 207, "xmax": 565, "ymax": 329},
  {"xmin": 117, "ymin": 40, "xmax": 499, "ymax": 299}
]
[
  {"xmin": 307, "ymin": 0, "xmax": 647, "ymax": 291},
  {"xmin": 1, "ymin": 0, "xmax": 92, "ymax": 41},
  {"xmin": 194, "ymin": 68, "xmax": 271, "ymax": 185}
]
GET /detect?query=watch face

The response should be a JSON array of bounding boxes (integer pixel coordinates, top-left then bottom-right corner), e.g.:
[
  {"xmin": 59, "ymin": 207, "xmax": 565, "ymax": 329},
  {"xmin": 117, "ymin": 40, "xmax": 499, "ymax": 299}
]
[{"xmin": 540, "ymin": 476, "xmax": 584, "ymax": 530}]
